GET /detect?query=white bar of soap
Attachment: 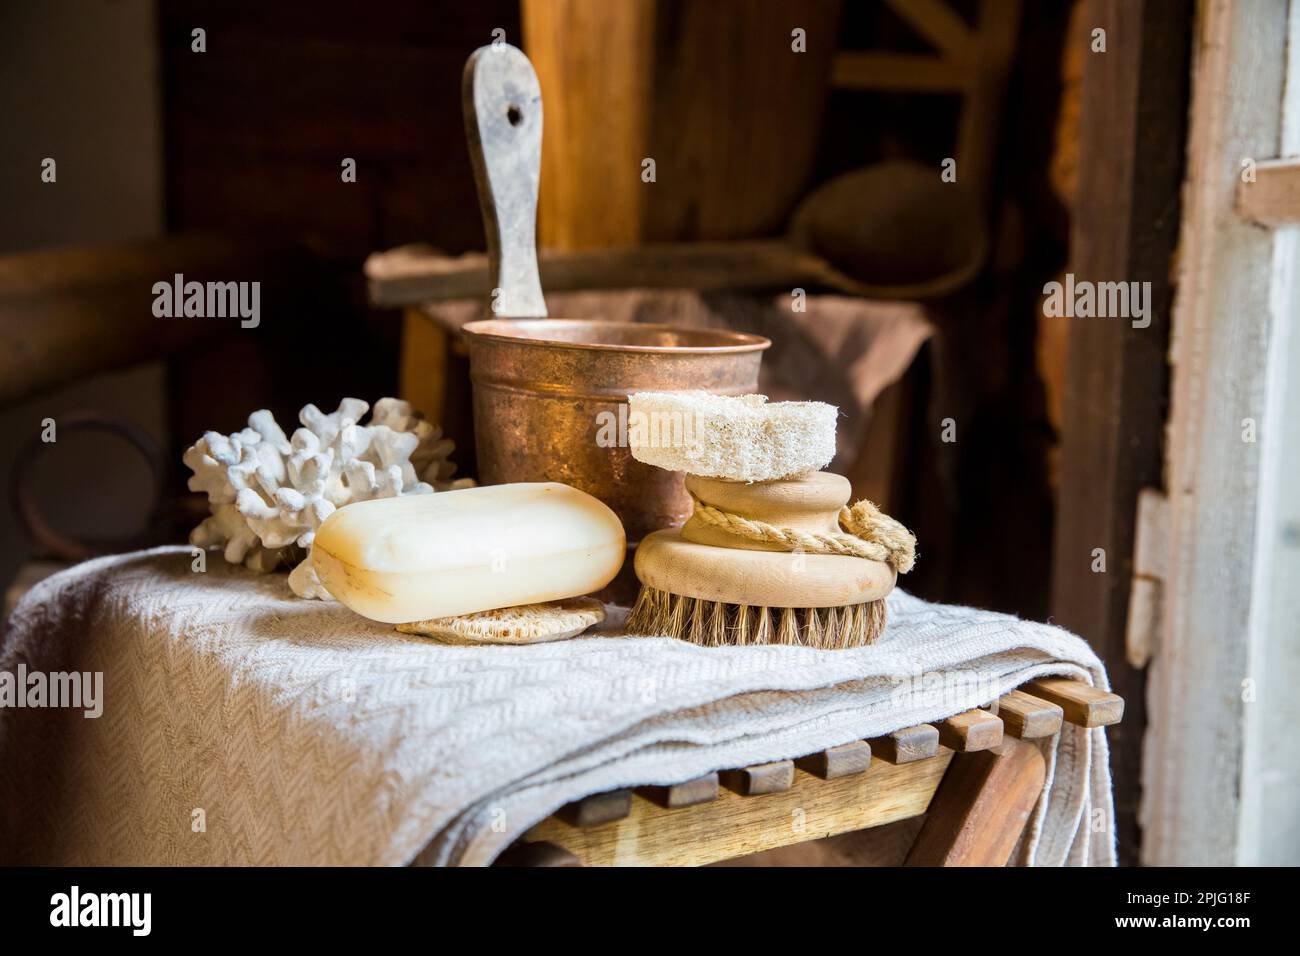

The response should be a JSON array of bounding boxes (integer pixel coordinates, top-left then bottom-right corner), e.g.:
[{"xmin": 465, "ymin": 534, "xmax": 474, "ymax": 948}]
[{"xmin": 312, "ymin": 483, "xmax": 625, "ymax": 624}]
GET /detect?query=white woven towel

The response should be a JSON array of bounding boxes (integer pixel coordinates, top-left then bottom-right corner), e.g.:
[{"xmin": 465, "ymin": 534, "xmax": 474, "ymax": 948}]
[{"xmin": 0, "ymin": 548, "xmax": 1115, "ymax": 866}]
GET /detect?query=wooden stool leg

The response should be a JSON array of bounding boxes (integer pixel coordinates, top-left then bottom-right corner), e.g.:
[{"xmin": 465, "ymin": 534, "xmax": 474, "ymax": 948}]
[
  {"xmin": 492, "ymin": 840, "xmax": 583, "ymax": 867},
  {"xmin": 904, "ymin": 737, "xmax": 1046, "ymax": 867}
]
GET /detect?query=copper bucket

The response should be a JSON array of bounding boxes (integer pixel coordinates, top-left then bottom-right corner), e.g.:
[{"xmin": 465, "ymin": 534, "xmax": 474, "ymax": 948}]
[
  {"xmin": 460, "ymin": 45, "xmax": 770, "ymax": 569},
  {"xmin": 463, "ymin": 319, "xmax": 767, "ymax": 541}
]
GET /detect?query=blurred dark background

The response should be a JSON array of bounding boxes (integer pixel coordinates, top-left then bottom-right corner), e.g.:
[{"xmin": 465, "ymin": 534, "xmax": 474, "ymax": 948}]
[{"xmin": 0, "ymin": 0, "xmax": 1076, "ymax": 611}]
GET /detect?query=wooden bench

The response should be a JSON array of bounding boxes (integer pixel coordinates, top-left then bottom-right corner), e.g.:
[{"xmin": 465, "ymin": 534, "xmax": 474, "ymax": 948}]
[{"xmin": 495, "ymin": 677, "xmax": 1122, "ymax": 867}]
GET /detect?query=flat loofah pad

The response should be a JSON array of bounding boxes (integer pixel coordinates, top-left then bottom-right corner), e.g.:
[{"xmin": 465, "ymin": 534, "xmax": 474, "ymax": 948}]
[
  {"xmin": 627, "ymin": 391, "xmax": 837, "ymax": 482},
  {"xmin": 395, "ymin": 597, "xmax": 605, "ymax": 645}
]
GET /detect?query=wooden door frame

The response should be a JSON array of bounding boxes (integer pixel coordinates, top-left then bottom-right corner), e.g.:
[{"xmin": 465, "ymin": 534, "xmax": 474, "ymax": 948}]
[
  {"xmin": 1055, "ymin": 0, "xmax": 1300, "ymax": 866},
  {"xmin": 1142, "ymin": 0, "xmax": 1300, "ymax": 866}
]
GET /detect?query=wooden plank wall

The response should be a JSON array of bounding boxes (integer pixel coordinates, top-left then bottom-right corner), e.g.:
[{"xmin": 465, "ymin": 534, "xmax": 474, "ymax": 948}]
[{"xmin": 1050, "ymin": 0, "xmax": 1191, "ymax": 865}]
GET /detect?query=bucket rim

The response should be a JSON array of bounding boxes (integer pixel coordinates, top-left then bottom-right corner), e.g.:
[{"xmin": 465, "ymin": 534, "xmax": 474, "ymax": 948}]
[{"xmin": 462, "ymin": 319, "xmax": 771, "ymax": 355}]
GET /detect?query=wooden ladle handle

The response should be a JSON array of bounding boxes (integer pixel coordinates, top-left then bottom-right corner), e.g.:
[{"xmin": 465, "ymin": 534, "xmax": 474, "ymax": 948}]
[{"xmin": 462, "ymin": 42, "xmax": 547, "ymax": 318}]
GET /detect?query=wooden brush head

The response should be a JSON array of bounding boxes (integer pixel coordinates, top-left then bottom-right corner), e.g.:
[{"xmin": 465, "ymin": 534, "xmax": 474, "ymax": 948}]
[
  {"xmin": 634, "ymin": 472, "xmax": 895, "ymax": 610},
  {"xmin": 681, "ymin": 472, "xmax": 850, "ymax": 551}
]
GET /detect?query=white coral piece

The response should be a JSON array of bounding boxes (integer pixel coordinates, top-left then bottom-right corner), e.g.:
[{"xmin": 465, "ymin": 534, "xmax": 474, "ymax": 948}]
[{"xmin": 184, "ymin": 397, "xmax": 473, "ymax": 599}]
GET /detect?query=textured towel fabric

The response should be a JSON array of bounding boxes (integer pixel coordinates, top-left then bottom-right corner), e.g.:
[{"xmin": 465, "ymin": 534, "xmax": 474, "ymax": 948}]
[{"xmin": 0, "ymin": 548, "xmax": 1115, "ymax": 866}]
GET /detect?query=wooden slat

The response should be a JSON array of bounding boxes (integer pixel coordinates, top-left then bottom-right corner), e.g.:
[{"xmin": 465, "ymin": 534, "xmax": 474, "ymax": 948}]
[
  {"xmin": 556, "ymin": 789, "xmax": 632, "ymax": 828},
  {"xmin": 364, "ymin": 239, "xmax": 870, "ymax": 308},
  {"xmin": 937, "ymin": 709, "xmax": 1004, "ymax": 752},
  {"xmin": 638, "ymin": 773, "xmax": 719, "ymax": 810},
  {"xmin": 793, "ymin": 741, "xmax": 872, "ymax": 780},
  {"xmin": 884, "ymin": 0, "xmax": 974, "ymax": 61},
  {"xmin": 868, "ymin": 724, "xmax": 940, "ymax": 764},
  {"xmin": 1024, "ymin": 678, "xmax": 1124, "ymax": 728},
  {"xmin": 831, "ymin": 52, "xmax": 968, "ymax": 92},
  {"xmin": 997, "ymin": 690, "xmax": 1064, "ymax": 739},
  {"xmin": 904, "ymin": 739, "xmax": 1047, "ymax": 867},
  {"xmin": 719, "ymin": 760, "xmax": 795, "ymax": 796},
  {"xmin": 1236, "ymin": 158, "xmax": 1300, "ymax": 226},
  {"xmin": 527, "ymin": 752, "xmax": 953, "ymax": 867}
]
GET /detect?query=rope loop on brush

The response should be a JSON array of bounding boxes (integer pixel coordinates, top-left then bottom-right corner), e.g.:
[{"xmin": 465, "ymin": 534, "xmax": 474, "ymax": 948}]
[{"xmin": 687, "ymin": 493, "xmax": 916, "ymax": 574}]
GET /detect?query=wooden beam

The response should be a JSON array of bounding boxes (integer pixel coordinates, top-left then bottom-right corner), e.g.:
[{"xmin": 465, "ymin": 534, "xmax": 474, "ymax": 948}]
[
  {"xmin": 1050, "ymin": 0, "xmax": 1192, "ymax": 865},
  {"xmin": 884, "ymin": 0, "xmax": 974, "ymax": 62},
  {"xmin": 521, "ymin": 0, "xmax": 841, "ymax": 249},
  {"xmin": 831, "ymin": 52, "xmax": 967, "ymax": 92},
  {"xmin": 1237, "ymin": 158, "xmax": 1300, "ymax": 225},
  {"xmin": 398, "ymin": 309, "xmax": 448, "ymax": 427},
  {"xmin": 954, "ymin": 0, "xmax": 1022, "ymax": 204},
  {"xmin": 904, "ymin": 739, "xmax": 1046, "ymax": 866},
  {"xmin": 364, "ymin": 239, "xmax": 868, "ymax": 308},
  {"xmin": 527, "ymin": 752, "xmax": 953, "ymax": 867}
]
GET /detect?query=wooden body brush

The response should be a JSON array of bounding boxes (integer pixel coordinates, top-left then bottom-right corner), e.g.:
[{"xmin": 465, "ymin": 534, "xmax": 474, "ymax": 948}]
[{"xmin": 624, "ymin": 392, "xmax": 916, "ymax": 649}]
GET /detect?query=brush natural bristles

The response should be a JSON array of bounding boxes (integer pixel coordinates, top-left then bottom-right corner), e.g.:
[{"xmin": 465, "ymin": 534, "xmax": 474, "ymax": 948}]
[{"xmin": 626, "ymin": 586, "xmax": 886, "ymax": 649}]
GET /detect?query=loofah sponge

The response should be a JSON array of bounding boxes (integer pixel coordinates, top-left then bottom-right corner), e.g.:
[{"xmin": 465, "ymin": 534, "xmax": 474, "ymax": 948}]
[
  {"xmin": 627, "ymin": 391, "xmax": 837, "ymax": 482},
  {"xmin": 396, "ymin": 597, "xmax": 606, "ymax": 645}
]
